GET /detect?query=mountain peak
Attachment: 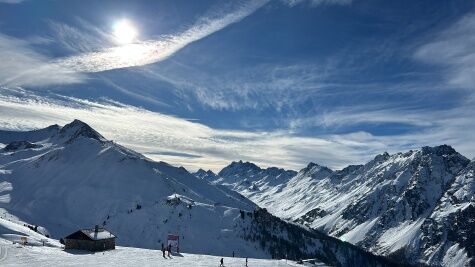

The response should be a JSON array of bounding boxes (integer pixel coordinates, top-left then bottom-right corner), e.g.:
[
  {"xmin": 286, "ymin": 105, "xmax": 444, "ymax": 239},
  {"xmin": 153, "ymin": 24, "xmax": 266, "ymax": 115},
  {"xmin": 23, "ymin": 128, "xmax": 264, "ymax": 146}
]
[
  {"xmin": 206, "ymin": 169, "xmax": 216, "ymax": 175},
  {"xmin": 193, "ymin": 168, "xmax": 219, "ymax": 182},
  {"xmin": 195, "ymin": 168, "xmax": 207, "ymax": 174},
  {"xmin": 228, "ymin": 160, "xmax": 261, "ymax": 171},
  {"xmin": 421, "ymin": 144, "xmax": 457, "ymax": 156},
  {"xmin": 306, "ymin": 162, "xmax": 320, "ymax": 169},
  {"xmin": 66, "ymin": 119, "xmax": 90, "ymax": 128},
  {"xmin": 303, "ymin": 162, "xmax": 332, "ymax": 172},
  {"xmin": 299, "ymin": 162, "xmax": 333, "ymax": 179},
  {"xmin": 59, "ymin": 119, "xmax": 105, "ymax": 143},
  {"xmin": 372, "ymin": 151, "xmax": 390, "ymax": 163}
]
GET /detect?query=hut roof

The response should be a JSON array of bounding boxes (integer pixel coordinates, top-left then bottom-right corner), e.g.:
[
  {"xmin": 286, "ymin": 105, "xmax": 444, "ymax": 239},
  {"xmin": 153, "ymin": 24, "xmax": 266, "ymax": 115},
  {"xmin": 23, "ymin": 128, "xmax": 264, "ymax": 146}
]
[{"xmin": 65, "ymin": 227, "xmax": 116, "ymax": 241}]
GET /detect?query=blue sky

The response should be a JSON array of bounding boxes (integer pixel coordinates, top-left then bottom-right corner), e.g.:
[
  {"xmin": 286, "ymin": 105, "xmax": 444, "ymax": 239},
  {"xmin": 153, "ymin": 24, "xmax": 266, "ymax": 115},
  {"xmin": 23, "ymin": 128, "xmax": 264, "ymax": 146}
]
[{"xmin": 0, "ymin": 0, "xmax": 474, "ymax": 171}]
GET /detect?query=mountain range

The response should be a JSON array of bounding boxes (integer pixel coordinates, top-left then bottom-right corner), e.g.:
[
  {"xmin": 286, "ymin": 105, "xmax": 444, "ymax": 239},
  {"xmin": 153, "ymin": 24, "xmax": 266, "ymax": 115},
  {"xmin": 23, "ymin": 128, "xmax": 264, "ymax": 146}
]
[
  {"xmin": 0, "ymin": 120, "xmax": 400, "ymax": 266},
  {"xmin": 196, "ymin": 145, "xmax": 474, "ymax": 266}
]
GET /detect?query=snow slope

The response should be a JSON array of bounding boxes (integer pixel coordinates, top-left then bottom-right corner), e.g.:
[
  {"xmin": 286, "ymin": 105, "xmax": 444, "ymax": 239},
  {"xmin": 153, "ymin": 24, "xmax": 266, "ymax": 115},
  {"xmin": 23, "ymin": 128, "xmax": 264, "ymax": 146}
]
[
  {"xmin": 0, "ymin": 217, "xmax": 327, "ymax": 266},
  {"xmin": 214, "ymin": 146, "xmax": 474, "ymax": 266},
  {"xmin": 0, "ymin": 244, "xmax": 327, "ymax": 267},
  {"xmin": 0, "ymin": 217, "xmax": 59, "ymax": 247},
  {"xmin": 0, "ymin": 120, "xmax": 397, "ymax": 266},
  {"xmin": 0, "ymin": 120, "xmax": 264, "ymax": 257}
]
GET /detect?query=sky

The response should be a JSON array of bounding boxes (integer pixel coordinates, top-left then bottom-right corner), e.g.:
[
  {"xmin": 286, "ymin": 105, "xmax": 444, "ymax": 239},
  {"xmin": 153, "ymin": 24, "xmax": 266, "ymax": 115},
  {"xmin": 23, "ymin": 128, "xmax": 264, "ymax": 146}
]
[{"xmin": 0, "ymin": 0, "xmax": 474, "ymax": 172}]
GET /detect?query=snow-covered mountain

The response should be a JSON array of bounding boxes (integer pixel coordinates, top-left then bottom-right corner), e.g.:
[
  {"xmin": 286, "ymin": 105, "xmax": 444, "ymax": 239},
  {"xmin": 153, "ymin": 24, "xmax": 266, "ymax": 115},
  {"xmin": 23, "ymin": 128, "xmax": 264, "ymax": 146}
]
[
  {"xmin": 0, "ymin": 120, "xmax": 397, "ymax": 266},
  {"xmin": 216, "ymin": 161, "xmax": 297, "ymax": 194},
  {"xmin": 193, "ymin": 169, "xmax": 220, "ymax": 183},
  {"xmin": 0, "ymin": 120, "xmax": 259, "ymax": 256},
  {"xmin": 214, "ymin": 146, "xmax": 474, "ymax": 266}
]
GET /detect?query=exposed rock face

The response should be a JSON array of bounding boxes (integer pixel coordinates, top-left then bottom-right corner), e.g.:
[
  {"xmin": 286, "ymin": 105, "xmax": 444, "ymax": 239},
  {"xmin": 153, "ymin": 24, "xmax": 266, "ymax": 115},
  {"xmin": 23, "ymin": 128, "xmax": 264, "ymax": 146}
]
[{"xmin": 3, "ymin": 141, "xmax": 42, "ymax": 151}]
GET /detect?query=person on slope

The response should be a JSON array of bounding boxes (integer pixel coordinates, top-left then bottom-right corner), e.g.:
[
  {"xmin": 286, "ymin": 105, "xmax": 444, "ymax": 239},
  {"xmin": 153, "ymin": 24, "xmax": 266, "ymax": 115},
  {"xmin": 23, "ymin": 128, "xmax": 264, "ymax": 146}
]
[
  {"xmin": 220, "ymin": 257, "xmax": 224, "ymax": 267},
  {"xmin": 161, "ymin": 243, "xmax": 166, "ymax": 258}
]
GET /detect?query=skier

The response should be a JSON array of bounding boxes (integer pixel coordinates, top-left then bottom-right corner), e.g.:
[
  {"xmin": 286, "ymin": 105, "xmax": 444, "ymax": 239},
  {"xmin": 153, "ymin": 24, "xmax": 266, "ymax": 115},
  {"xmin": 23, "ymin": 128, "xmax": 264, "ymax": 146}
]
[
  {"xmin": 245, "ymin": 257, "xmax": 248, "ymax": 267},
  {"xmin": 220, "ymin": 258, "xmax": 224, "ymax": 267},
  {"xmin": 168, "ymin": 244, "xmax": 172, "ymax": 257},
  {"xmin": 232, "ymin": 251, "xmax": 234, "ymax": 257},
  {"xmin": 161, "ymin": 243, "xmax": 166, "ymax": 258}
]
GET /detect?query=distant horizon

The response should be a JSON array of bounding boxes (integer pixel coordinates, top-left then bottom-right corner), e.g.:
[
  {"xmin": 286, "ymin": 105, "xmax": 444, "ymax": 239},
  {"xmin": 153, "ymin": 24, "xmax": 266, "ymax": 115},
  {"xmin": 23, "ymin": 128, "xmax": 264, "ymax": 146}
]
[{"xmin": 2, "ymin": 118, "xmax": 471, "ymax": 173}]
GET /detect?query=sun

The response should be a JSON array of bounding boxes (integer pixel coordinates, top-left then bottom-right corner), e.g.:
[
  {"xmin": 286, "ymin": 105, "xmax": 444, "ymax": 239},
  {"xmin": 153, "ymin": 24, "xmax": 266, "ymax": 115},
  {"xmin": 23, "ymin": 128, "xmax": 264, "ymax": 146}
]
[{"xmin": 113, "ymin": 19, "xmax": 137, "ymax": 44}]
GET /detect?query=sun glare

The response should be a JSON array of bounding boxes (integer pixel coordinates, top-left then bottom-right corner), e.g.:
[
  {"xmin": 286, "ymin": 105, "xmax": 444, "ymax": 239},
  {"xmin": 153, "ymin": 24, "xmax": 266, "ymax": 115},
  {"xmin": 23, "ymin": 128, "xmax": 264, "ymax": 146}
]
[{"xmin": 113, "ymin": 19, "xmax": 137, "ymax": 44}]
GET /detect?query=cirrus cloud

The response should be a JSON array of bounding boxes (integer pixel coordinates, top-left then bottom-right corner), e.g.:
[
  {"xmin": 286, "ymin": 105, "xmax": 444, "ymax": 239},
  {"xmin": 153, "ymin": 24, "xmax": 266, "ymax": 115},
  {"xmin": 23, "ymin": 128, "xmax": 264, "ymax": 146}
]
[
  {"xmin": 0, "ymin": 89, "xmax": 473, "ymax": 172},
  {"xmin": 0, "ymin": 34, "xmax": 85, "ymax": 87},
  {"xmin": 414, "ymin": 12, "xmax": 475, "ymax": 91}
]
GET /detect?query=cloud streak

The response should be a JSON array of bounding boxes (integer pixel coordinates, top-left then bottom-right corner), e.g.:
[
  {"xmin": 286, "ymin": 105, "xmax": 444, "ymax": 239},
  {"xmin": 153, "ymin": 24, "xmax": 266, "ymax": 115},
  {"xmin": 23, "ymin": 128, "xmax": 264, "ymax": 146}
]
[
  {"xmin": 2, "ymin": 1, "xmax": 474, "ymax": 172},
  {"xmin": 0, "ymin": 0, "xmax": 24, "ymax": 3},
  {"xmin": 0, "ymin": 89, "xmax": 473, "ymax": 172},
  {"xmin": 48, "ymin": 19, "xmax": 114, "ymax": 53},
  {"xmin": 57, "ymin": 0, "xmax": 269, "ymax": 73},
  {"xmin": 415, "ymin": 12, "xmax": 475, "ymax": 90},
  {"xmin": 0, "ymin": 34, "xmax": 85, "ymax": 87},
  {"xmin": 0, "ymin": 1, "xmax": 268, "ymax": 87},
  {"xmin": 283, "ymin": 0, "xmax": 352, "ymax": 7},
  {"xmin": 0, "ymin": 89, "xmax": 382, "ymax": 171}
]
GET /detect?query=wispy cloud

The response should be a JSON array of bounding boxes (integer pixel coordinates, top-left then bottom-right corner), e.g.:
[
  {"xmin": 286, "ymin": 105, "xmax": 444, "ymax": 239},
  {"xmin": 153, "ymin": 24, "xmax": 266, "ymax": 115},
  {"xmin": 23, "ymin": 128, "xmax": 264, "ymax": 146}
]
[
  {"xmin": 288, "ymin": 102, "xmax": 445, "ymax": 130},
  {"xmin": 0, "ymin": 0, "xmax": 24, "ymax": 3},
  {"xmin": 283, "ymin": 0, "xmax": 352, "ymax": 7},
  {"xmin": 414, "ymin": 12, "xmax": 475, "ymax": 90},
  {"xmin": 0, "ymin": 34, "xmax": 85, "ymax": 87},
  {"xmin": 0, "ymin": 1, "xmax": 268, "ymax": 87},
  {"xmin": 139, "ymin": 62, "xmax": 339, "ymax": 111},
  {"xmin": 0, "ymin": 89, "xmax": 473, "ymax": 172},
  {"xmin": 56, "ymin": 0, "xmax": 269, "ymax": 73},
  {"xmin": 2, "ymin": 0, "xmax": 473, "ymax": 172},
  {"xmin": 48, "ymin": 19, "xmax": 113, "ymax": 53},
  {"xmin": 0, "ymin": 89, "xmax": 381, "ymax": 171},
  {"xmin": 294, "ymin": 91, "xmax": 475, "ymax": 159}
]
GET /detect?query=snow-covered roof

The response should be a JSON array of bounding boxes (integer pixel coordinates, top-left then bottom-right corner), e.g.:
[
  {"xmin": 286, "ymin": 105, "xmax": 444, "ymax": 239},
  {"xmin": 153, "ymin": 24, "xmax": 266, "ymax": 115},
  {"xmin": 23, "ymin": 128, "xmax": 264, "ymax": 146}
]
[
  {"xmin": 65, "ymin": 227, "xmax": 116, "ymax": 241},
  {"xmin": 82, "ymin": 228, "xmax": 116, "ymax": 240}
]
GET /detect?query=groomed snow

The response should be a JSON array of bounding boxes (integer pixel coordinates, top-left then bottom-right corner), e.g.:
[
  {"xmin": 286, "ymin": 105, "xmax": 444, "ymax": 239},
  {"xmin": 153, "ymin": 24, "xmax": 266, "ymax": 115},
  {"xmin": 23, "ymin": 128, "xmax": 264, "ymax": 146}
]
[
  {"xmin": 0, "ymin": 217, "xmax": 328, "ymax": 266},
  {"xmin": 0, "ymin": 244, "xmax": 327, "ymax": 267}
]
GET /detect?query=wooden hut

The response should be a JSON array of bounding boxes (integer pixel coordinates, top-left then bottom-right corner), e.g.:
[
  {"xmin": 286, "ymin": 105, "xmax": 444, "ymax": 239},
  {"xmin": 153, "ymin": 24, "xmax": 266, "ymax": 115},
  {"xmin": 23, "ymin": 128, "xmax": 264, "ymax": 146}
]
[{"xmin": 63, "ymin": 225, "xmax": 116, "ymax": 251}]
